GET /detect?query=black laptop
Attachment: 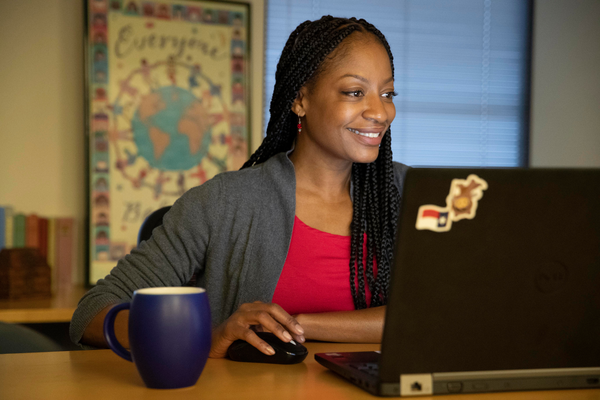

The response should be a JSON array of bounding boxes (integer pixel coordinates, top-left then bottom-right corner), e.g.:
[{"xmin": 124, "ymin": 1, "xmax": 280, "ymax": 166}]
[{"xmin": 315, "ymin": 168, "xmax": 600, "ymax": 396}]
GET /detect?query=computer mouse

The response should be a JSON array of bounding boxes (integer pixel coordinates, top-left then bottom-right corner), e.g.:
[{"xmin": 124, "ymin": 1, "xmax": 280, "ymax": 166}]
[{"xmin": 227, "ymin": 331, "xmax": 309, "ymax": 364}]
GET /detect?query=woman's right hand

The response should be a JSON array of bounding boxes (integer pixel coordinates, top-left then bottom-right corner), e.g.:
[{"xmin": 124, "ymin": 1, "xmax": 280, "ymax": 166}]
[{"xmin": 209, "ymin": 301, "xmax": 305, "ymax": 359}]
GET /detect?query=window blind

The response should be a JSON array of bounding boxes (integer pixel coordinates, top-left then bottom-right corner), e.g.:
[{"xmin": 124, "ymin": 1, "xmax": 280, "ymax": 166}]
[{"xmin": 264, "ymin": 0, "xmax": 532, "ymax": 167}]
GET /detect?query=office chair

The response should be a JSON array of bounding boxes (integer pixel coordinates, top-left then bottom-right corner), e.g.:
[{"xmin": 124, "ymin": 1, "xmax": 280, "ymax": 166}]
[
  {"xmin": 137, "ymin": 206, "xmax": 172, "ymax": 245},
  {"xmin": 0, "ymin": 322, "xmax": 63, "ymax": 354},
  {"xmin": 137, "ymin": 205, "xmax": 197, "ymax": 287}
]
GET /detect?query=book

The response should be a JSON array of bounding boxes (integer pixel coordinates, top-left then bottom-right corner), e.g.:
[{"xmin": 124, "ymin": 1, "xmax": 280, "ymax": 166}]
[
  {"xmin": 55, "ymin": 218, "xmax": 75, "ymax": 288},
  {"xmin": 70, "ymin": 220, "xmax": 81, "ymax": 285},
  {"xmin": 0, "ymin": 207, "xmax": 5, "ymax": 250},
  {"xmin": 13, "ymin": 214, "xmax": 26, "ymax": 248},
  {"xmin": 38, "ymin": 217, "xmax": 49, "ymax": 259},
  {"xmin": 25, "ymin": 214, "xmax": 40, "ymax": 248},
  {"xmin": 47, "ymin": 218, "xmax": 57, "ymax": 293},
  {"xmin": 4, "ymin": 206, "xmax": 14, "ymax": 249}
]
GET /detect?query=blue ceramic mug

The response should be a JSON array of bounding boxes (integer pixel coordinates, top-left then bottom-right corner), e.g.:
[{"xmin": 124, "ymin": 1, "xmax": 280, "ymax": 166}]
[{"xmin": 103, "ymin": 287, "xmax": 211, "ymax": 389}]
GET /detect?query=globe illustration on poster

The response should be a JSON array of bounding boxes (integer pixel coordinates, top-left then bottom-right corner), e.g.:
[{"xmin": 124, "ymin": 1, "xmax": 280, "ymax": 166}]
[
  {"xmin": 132, "ymin": 85, "xmax": 213, "ymax": 171},
  {"xmin": 108, "ymin": 58, "xmax": 238, "ymax": 199}
]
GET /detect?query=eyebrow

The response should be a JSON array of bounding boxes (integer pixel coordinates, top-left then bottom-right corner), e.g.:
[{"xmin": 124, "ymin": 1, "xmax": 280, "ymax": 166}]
[{"xmin": 339, "ymin": 74, "xmax": 394, "ymax": 84}]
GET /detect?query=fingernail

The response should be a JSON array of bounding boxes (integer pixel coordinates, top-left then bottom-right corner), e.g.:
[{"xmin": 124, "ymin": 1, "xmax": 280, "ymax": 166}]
[
  {"xmin": 298, "ymin": 336, "xmax": 305, "ymax": 343},
  {"xmin": 266, "ymin": 346, "xmax": 275, "ymax": 355},
  {"xmin": 283, "ymin": 331, "xmax": 292, "ymax": 341},
  {"xmin": 296, "ymin": 325, "xmax": 304, "ymax": 335}
]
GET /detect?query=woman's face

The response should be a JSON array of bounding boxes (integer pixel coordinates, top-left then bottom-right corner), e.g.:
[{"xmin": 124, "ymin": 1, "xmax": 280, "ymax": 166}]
[{"xmin": 293, "ymin": 34, "xmax": 396, "ymax": 166}]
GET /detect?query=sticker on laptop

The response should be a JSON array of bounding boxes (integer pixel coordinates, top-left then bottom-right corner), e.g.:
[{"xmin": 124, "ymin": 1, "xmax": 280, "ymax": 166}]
[{"xmin": 415, "ymin": 174, "xmax": 488, "ymax": 232}]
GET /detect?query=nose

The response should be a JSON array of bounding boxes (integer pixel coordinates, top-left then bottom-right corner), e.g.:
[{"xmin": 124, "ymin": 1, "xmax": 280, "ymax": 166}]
[{"xmin": 362, "ymin": 93, "xmax": 390, "ymax": 125}]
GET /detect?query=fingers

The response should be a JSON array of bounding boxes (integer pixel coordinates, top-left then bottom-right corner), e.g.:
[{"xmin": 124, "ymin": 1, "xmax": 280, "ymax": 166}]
[
  {"xmin": 241, "ymin": 329, "xmax": 276, "ymax": 356},
  {"xmin": 269, "ymin": 303, "xmax": 305, "ymax": 337},
  {"xmin": 248, "ymin": 304, "xmax": 305, "ymax": 344},
  {"xmin": 209, "ymin": 302, "xmax": 306, "ymax": 359},
  {"xmin": 221, "ymin": 319, "xmax": 276, "ymax": 357},
  {"xmin": 210, "ymin": 321, "xmax": 275, "ymax": 358}
]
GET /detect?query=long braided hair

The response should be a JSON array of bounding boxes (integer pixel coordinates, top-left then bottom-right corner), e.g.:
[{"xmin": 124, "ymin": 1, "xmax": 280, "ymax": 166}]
[{"xmin": 242, "ymin": 16, "xmax": 400, "ymax": 309}]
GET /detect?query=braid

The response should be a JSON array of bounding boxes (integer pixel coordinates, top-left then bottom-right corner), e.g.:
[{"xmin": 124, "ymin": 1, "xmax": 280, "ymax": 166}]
[
  {"xmin": 365, "ymin": 163, "xmax": 380, "ymax": 300},
  {"xmin": 352, "ymin": 163, "xmax": 368, "ymax": 309},
  {"xmin": 348, "ymin": 164, "xmax": 363, "ymax": 308},
  {"xmin": 244, "ymin": 16, "xmax": 401, "ymax": 309},
  {"xmin": 372, "ymin": 133, "xmax": 400, "ymax": 305},
  {"xmin": 350, "ymin": 132, "xmax": 399, "ymax": 309}
]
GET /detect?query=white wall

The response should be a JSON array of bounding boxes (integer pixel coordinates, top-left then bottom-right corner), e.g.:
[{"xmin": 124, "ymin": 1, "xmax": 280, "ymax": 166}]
[
  {"xmin": 0, "ymin": 0, "xmax": 84, "ymax": 218},
  {"xmin": 0, "ymin": 0, "xmax": 86, "ymax": 283},
  {"xmin": 530, "ymin": 0, "xmax": 600, "ymax": 167}
]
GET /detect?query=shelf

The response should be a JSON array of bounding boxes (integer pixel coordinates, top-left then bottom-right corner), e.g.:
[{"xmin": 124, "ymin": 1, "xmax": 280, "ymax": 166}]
[{"xmin": 0, "ymin": 286, "xmax": 88, "ymax": 323}]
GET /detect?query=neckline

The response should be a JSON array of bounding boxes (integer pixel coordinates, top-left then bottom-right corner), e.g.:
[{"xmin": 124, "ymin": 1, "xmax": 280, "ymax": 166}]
[{"xmin": 294, "ymin": 215, "xmax": 351, "ymax": 239}]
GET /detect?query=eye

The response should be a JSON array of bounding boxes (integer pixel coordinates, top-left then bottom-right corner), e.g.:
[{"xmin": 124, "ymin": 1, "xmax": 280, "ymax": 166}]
[
  {"xmin": 382, "ymin": 91, "xmax": 398, "ymax": 99},
  {"xmin": 342, "ymin": 90, "xmax": 364, "ymax": 97}
]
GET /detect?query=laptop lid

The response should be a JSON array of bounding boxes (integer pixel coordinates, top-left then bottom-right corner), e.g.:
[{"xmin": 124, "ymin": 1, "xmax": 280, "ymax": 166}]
[{"xmin": 379, "ymin": 168, "xmax": 600, "ymax": 393}]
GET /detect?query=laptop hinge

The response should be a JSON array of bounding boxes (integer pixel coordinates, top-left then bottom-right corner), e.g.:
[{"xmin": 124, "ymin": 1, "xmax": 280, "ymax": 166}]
[{"xmin": 400, "ymin": 374, "xmax": 433, "ymax": 396}]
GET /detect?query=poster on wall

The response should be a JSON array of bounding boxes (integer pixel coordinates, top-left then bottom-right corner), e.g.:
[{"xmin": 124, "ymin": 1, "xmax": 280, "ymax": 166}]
[{"xmin": 85, "ymin": 0, "xmax": 251, "ymax": 284}]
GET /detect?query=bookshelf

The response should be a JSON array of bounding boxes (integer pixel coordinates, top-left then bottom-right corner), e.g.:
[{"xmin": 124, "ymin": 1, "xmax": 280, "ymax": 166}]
[{"xmin": 1, "ymin": 205, "xmax": 79, "ymax": 299}]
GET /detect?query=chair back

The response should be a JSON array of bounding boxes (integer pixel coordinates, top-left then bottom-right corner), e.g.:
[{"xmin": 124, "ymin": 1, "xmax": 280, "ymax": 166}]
[
  {"xmin": 137, "ymin": 206, "xmax": 172, "ymax": 245},
  {"xmin": 136, "ymin": 205, "xmax": 197, "ymax": 286}
]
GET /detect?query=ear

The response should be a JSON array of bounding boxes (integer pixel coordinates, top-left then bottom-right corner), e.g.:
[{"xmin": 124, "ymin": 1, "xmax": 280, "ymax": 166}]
[{"xmin": 291, "ymin": 86, "xmax": 307, "ymax": 118}]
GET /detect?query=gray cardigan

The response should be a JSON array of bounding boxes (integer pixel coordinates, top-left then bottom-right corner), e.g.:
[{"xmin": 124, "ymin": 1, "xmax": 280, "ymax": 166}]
[{"xmin": 70, "ymin": 151, "xmax": 409, "ymax": 346}]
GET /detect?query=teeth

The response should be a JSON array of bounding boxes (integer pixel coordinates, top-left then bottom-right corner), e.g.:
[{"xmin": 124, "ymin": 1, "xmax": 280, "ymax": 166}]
[{"xmin": 347, "ymin": 128, "xmax": 380, "ymax": 138}]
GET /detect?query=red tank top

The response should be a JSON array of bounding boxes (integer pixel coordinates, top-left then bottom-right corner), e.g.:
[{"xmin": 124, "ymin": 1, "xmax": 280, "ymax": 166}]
[{"xmin": 272, "ymin": 216, "xmax": 376, "ymax": 315}]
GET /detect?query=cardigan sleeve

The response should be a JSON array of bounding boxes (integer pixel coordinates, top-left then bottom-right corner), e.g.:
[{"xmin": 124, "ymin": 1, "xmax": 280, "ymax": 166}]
[{"xmin": 69, "ymin": 176, "xmax": 224, "ymax": 346}]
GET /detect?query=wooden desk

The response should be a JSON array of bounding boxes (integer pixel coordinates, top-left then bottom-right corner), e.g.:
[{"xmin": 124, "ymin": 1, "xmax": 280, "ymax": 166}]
[
  {"xmin": 0, "ymin": 286, "xmax": 88, "ymax": 323},
  {"xmin": 1, "ymin": 343, "xmax": 599, "ymax": 399}
]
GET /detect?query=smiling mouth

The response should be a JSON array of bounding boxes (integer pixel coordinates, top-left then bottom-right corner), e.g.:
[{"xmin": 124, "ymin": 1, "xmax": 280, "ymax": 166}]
[{"xmin": 347, "ymin": 128, "xmax": 383, "ymax": 138}]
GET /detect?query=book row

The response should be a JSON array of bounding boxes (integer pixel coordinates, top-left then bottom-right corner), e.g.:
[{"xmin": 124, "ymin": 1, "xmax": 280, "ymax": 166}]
[{"xmin": 0, "ymin": 206, "xmax": 76, "ymax": 291}]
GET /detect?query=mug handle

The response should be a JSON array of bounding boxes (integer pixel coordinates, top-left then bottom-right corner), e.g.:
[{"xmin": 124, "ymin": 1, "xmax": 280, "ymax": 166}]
[{"xmin": 103, "ymin": 303, "xmax": 132, "ymax": 362}]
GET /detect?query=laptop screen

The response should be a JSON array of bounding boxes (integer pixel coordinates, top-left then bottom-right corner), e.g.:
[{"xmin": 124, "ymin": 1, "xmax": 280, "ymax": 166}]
[{"xmin": 379, "ymin": 168, "xmax": 600, "ymax": 382}]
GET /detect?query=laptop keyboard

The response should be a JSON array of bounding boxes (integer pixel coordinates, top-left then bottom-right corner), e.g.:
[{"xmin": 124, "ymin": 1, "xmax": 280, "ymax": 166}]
[{"xmin": 349, "ymin": 362, "xmax": 380, "ymax": 377}]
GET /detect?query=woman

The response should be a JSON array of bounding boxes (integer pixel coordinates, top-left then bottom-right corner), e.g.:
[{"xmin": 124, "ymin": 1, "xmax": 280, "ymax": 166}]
[{"xmin": 71, "ymin": 16, "xmax": 409, "ymax": 359}]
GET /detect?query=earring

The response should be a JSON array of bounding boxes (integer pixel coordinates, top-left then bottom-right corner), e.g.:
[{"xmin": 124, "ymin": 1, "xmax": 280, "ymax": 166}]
[{"xmin": 297, "ymin": 115, "xmax": 302, "ymax": 135}]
